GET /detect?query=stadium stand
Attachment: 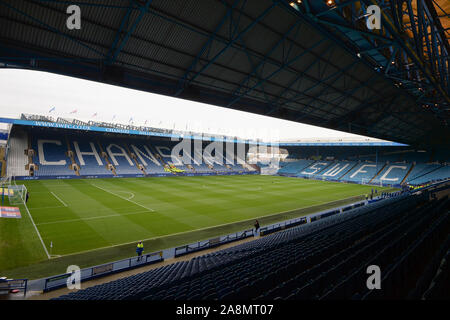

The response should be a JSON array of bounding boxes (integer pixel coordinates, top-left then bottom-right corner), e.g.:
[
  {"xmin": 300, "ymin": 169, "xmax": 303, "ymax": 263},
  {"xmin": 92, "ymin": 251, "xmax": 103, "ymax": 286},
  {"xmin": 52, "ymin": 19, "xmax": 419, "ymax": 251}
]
[
  {"xmin": 408, "ymin": 165, "xmax": 450, "ymax": 186},
  {"xmin": 404, "ymin": 163, "xmax": 443, "ymax": 184},
  {"xmin": 130, "ymin": 143, "xmax": 167, "ymax": 175},
  {"xmin": 0, "ymin": 147, "xmax": 5, "ymax": 177},
  {"xmin": 6, "ymin": 127, "xmax": 450, "ymax": 186},
  {"xmin": 296, "ymin": 161, "xmax": 334, "ymax": 178},
  {"xmin": 277, "ymin": 160, "xmax": 314, "ymax": 175},
  {"xmin": 31, "ymin": 136, "xmax": 76, "ymax": 177},
  {"xmin": 6, "ymin": 129, "xmax": 29, "ymax": 177},
  {"xmin": 316, "ymin": 161, "xmax": 358, "ymax": 181},
  {"xmin": 72, "ymin": 139, "xmax": 114, "ymax": 176},
  {"xmin": 277, "ymin": 146, "xmax": 450, "ymax": 186},
  {"xmin": 370, "ymin": 162, "xmax": 413, "ymax": 185},
  {"xmin": 53, "ymin": 191, "xmax": 450, "ymax": 300},
  {"xmin": 339, "ymin": 162, "xmax": 385, "ymax": 184},
  {"xmin": 6, "ymin": 128, "xmax": 255, "ymax": 178},
  {"xmin": 101, "ymin": 140, "xmax": 142, "ymax": 175}
]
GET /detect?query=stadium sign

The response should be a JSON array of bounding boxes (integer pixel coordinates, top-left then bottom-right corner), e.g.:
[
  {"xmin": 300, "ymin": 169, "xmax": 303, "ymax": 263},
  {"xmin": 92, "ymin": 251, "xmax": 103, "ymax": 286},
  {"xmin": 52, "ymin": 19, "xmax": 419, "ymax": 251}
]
[
  {"xmin": 0, "ymin": 207, "xmax": 21, "ymax": 218},
  {"xmin": 0, "ymin": 117, "xmax": 265, "ymax": 145}
]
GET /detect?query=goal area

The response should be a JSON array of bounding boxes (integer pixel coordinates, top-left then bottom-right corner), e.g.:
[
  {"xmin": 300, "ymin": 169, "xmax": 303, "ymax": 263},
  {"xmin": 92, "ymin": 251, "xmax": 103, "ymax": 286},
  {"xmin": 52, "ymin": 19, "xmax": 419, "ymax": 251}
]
[{"xmin": 1, "ymin": 177, "xmax": 27, "ymax": 206}]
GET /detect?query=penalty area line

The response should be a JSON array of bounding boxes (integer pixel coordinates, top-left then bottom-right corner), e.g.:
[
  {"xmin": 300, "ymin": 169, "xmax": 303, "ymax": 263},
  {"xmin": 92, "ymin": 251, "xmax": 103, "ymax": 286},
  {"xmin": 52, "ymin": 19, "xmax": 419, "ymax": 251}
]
[
  {"xmin": 23, "ymin": 202, "xmax": 51, "ymax": 259},
  {"xmin": 50, "ymin": 191, "xmax": 68, "ymax": 207}
]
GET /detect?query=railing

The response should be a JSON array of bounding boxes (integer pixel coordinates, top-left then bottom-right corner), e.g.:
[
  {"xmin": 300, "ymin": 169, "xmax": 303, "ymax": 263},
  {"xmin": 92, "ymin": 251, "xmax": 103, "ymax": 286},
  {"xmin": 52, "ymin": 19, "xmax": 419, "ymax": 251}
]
[
  {"xmin": 43, "ymin": 251, "xmax": 163, "ymax": 292},
  {"xmin": 260, "ymin": 217, "xmax": 307, "ymax": 236},
  {"xmin": 174, "ymin": 229, "xmax": 254, "ymax": 257},
  {"xmin": 0, "ymin": 279, "xmax": 28, "ymax": 296}
]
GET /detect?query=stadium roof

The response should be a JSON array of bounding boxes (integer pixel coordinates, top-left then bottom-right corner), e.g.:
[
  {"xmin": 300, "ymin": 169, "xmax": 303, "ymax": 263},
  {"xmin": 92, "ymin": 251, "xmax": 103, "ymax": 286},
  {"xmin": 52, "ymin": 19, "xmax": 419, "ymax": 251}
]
[
  {"xmin": 0, "ymin": 0, "xmax": 449, "ymax": 148},
  {"xmin": 0, "ymin": 114, "xmax": 408, "ymax": 146}
]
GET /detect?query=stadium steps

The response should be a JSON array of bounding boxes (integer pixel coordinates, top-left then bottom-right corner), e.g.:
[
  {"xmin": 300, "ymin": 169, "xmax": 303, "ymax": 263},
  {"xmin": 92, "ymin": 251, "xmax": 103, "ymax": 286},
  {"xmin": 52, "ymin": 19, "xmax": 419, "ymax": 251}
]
[
  {"xmin": 0, "ymin": 148, "xmax": 5, "ymax": 177},
  {"xmin": 125, "ymin": 144, "xmax": 147, "ymax": 175},
  {"xmin": 0, "ymin": 159, "xmax": 5, "ymax": 177},
  {"xmin": 148, "ymin": 146, "xmax": 176, "ymax": 174},
  {"xmin": 369, "ymin": 162, "xmax": 387, "ymax": 184},
  {"xmin": 25, "ymin": 133, "xmax": 35, "ymax": 175},
  {"xmin": 65, "ymin": 136, "xmax": 80, "ymax": 176},
  {"xmin": 96, "ymin": 140, "xmax": 117, "ymax": 176},
  {"xmin": 400, "ymin": 162, "xmax": 416, "ymax": 185},
  {"xmin": 6, "ymin": 128, "xmax": 29, "ymax": 177}
]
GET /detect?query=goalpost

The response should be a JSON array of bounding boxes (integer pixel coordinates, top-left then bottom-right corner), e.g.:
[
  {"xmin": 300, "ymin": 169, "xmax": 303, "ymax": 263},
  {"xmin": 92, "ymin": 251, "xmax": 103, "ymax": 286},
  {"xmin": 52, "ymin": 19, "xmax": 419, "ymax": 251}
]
[
  {"xmin": 0, "ymin": 176, "xmax": 27, "ymax": 206},
  {"xmin": 361, "ymin": 178, "xmax": 383, "ymax": 187},
  {"xmin": 8, "ymin": 185, "xmax": 27, "ymax": 205}
]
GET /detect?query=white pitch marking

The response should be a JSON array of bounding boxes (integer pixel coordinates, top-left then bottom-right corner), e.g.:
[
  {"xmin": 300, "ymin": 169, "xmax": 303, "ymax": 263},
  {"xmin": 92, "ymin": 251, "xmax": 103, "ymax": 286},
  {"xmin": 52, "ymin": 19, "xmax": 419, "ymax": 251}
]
[
  {"xmin": 23, "ymin": 203, "xmax": 51, "ymax": 259},
  {"xmin": 50, "ymin": 192, "xmax": 68, "ymax": 207},
  {"xmin": 90, "ymin": 184, "xmax": 154, "ymax": 212},
  {"xmin": 50, "ymin": 193, "xmax": 369, "ymax": 258},
  {"xmin": 28, "ymin": 205, "xmax": 66, "ymax": 210},
  {"xmin": 115, "ymin": 190, "xmax": 135, "ymax": 200},
  {"xmin": 36, "ymin": 210, "xmax": 150, "ymax": 226}
]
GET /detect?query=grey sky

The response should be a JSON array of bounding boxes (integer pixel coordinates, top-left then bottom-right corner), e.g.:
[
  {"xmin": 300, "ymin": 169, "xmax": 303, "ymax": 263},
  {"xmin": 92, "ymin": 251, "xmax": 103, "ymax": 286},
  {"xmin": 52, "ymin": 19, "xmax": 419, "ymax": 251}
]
[{"xmin": 0, "ymin": 69, "xmax": 383, "ymax": 142}]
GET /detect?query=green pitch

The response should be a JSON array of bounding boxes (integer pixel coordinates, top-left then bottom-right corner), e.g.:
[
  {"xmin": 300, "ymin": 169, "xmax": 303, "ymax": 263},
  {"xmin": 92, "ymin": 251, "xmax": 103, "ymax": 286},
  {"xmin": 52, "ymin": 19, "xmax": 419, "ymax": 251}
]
[{"xmin": 0, "ymin": 175, "xmax": 391, "ymax": 279}]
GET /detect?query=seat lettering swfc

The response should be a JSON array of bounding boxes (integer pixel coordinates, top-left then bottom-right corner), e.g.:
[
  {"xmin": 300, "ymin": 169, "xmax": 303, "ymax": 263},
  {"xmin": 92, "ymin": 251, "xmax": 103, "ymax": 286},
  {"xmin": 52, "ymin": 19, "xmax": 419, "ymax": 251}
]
[{"xmin": 350, "ymin": 164, "xmax": 376, "ymax": 179}]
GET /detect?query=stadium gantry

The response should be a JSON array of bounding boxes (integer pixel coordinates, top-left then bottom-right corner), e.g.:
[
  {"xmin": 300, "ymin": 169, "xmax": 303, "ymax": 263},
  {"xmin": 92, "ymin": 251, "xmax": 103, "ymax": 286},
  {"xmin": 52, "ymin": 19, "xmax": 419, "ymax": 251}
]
[{"xmin": 0, "ymin": 0, "xmax": 448, "ymax": 147}]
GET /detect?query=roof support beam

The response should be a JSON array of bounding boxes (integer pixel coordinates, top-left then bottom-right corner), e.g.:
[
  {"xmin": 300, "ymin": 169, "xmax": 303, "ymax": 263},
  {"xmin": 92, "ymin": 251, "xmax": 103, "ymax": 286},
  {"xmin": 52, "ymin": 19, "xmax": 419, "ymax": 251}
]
[
  {"xmin": 0, "ymin": 0, "xmax": 105, "ymax": 58},
  {"xmin": 226, "ymin": 19, "xmax": 303, "ymax": 102},
  {"xmin": 109, "ymin": 0, "xmax": 154, "ymax": 64},
  {"xmin": 106, "ymin": 1, "xmax": 135, "ymax": 64},
  {"xmin": 175, "ymin": 1, "xmax": 278, "ymax": 96},
  {"xmin": 225, "ymin": 37, "xmax": 328, "ymax": 108},
  {"xmin": 175, "ymin": 0, "xmax": 242, "ymax": 96},
  {"xmin": 362, "ymin": 0, "xmax": 450, "ymax": 106}
]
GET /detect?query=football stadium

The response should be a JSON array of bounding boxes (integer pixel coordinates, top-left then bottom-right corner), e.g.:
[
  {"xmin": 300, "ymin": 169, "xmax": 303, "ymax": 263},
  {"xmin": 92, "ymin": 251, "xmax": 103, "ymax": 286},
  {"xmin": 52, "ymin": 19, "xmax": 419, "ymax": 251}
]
[{"xmin": 0, "ymin": 0, "xmax": 449, "ymax": 305}]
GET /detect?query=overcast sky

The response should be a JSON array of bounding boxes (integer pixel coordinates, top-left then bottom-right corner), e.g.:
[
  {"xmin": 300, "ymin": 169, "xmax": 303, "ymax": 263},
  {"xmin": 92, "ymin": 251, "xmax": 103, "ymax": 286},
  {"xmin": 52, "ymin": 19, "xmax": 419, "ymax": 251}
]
[{"xmin": 0, "ymin": 69, "xmax": 381, "ymax": 142}]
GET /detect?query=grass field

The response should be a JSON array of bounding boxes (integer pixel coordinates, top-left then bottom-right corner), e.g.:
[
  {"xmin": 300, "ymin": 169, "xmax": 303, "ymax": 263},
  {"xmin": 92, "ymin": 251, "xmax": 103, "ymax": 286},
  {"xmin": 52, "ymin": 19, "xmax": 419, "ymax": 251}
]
[{"xmin": 0, "ymin": 175, "xmax": 392, "ymax": 279}]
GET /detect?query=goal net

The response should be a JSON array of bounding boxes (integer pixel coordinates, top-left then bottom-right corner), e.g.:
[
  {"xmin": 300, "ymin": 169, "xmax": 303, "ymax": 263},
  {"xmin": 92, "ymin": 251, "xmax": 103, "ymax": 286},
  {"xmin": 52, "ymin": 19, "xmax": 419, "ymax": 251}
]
[
  {"xmin": 0, "ymin": 175, "xmax": 11, "ymax": 187},
  {"xmin": 6, "ymin": 185, "xmax": 27, "ymax": 205},
  {"xmin": 361, "ymin": 178, "xmax": 383, "ymax": 187}
]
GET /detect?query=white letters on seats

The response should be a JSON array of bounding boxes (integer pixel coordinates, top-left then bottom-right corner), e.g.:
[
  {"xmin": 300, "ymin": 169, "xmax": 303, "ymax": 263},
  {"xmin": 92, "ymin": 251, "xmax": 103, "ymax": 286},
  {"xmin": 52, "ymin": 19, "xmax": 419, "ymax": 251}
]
[
  {"xmin": 379, "ymin": 165, "xmax": 407, "ymax": 182},
  {"xmin": 131, "ymin": 145, "xmax": 161, "ymax": 167},
  {"xmin": 302, "ymin": 162, "xmax": 328, "ymax": 175},
  {"xmin": 106, "ymin": 144, "xmax": 134, "ymax": 166},
  {"xmin": 322, "ymin": 163, "xmax": 350, "ymax": 177},
  {"xmin": 155, "ymin": 146, "xmax": 182, "ymax": 165},
  {"xmin": 38, "ymin": 140, "xmax": 67, "ymax": 165},
  {"xmin": 73, "ymin": 141, "xmax": 103, "ymax": 166},
  {"xmin": 350, "ymin": 164, "xmax": 376, "ymax": 178}
]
